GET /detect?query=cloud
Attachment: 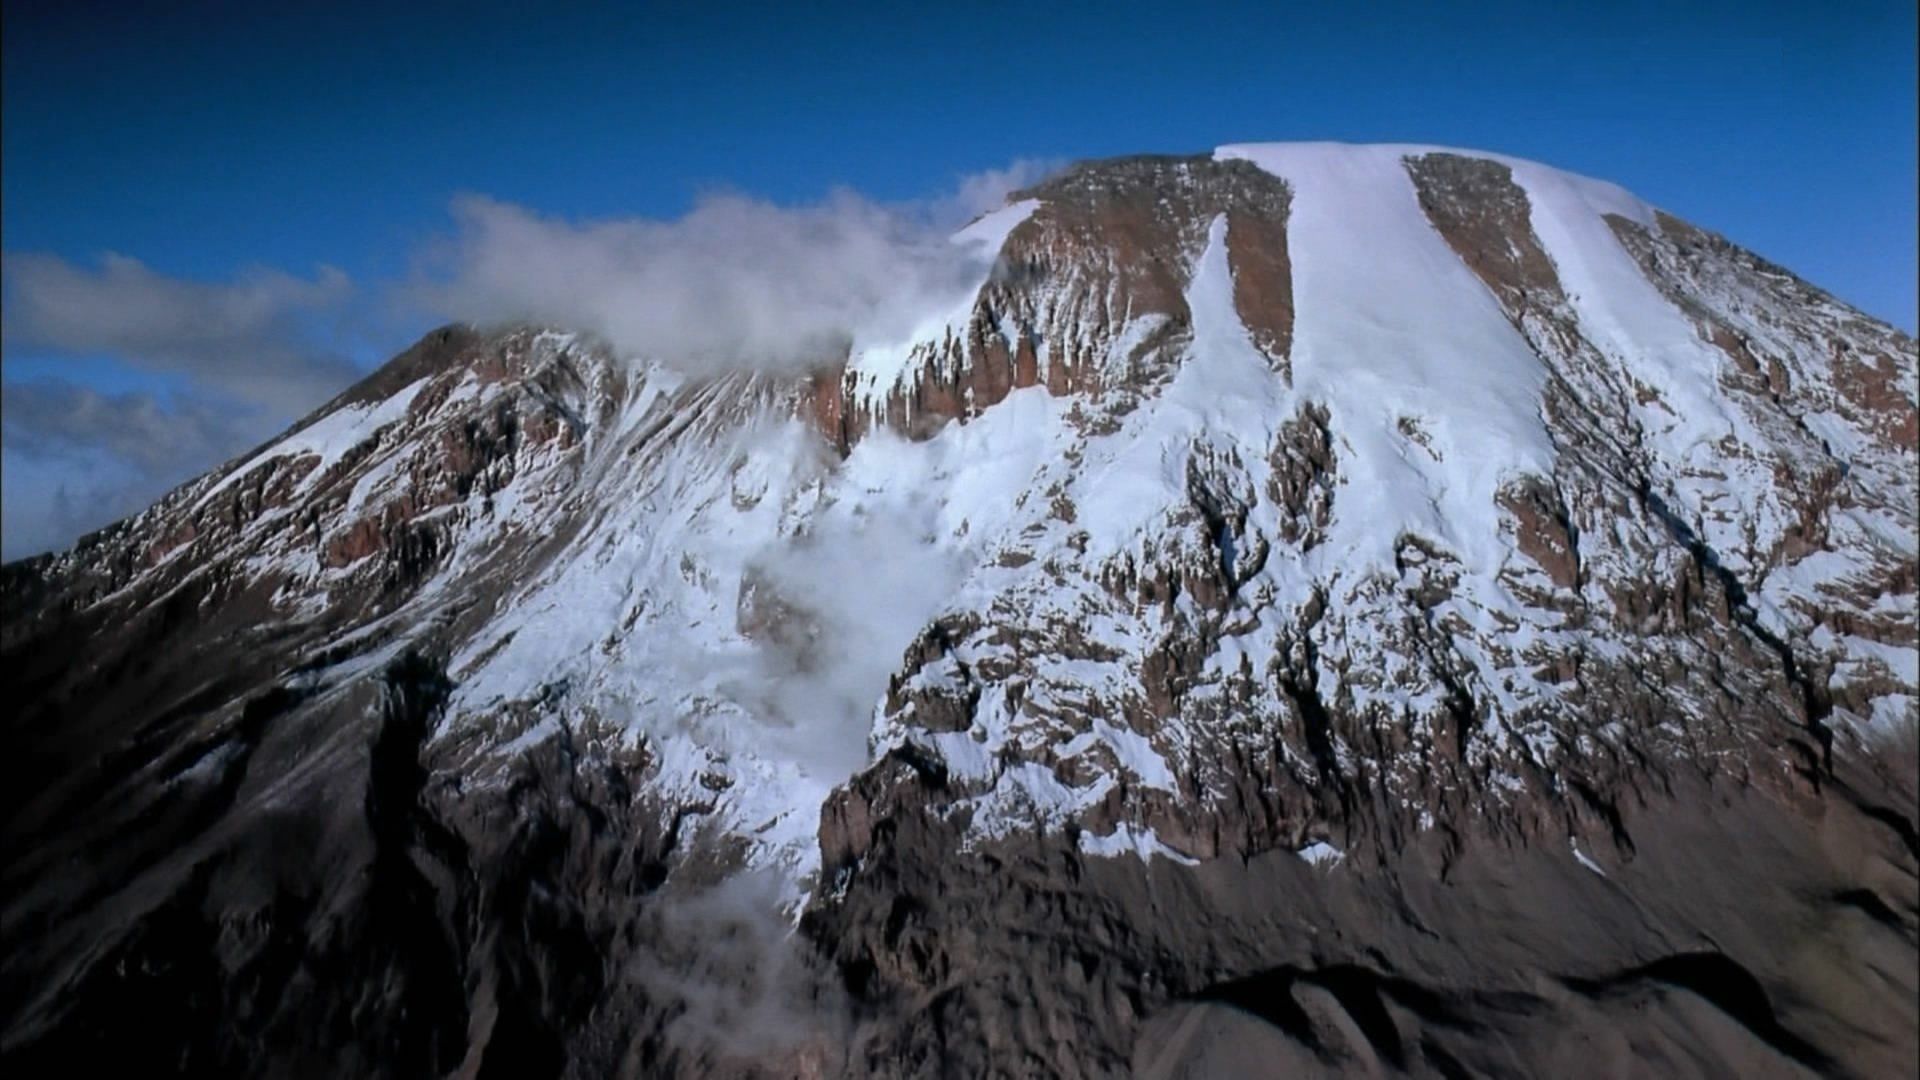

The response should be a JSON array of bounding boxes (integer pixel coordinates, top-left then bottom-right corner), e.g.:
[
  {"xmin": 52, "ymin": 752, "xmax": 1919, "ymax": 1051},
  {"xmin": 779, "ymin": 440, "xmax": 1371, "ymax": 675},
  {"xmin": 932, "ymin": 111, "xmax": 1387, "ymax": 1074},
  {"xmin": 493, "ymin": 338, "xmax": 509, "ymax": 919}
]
[
  {"xmin": 0, "ymin": 158, "xmax": 1062, "ymax": 558},
  {"xmin": 413, "ymin": 160, "xmax": 1062, "ymax": 375},
  {"xmin": 725, "ymin": 460, "xmax": 968, "ymax": 781},
  {"xmin": 922, "ymin": 156, "xmax": 1063, "ymax": 227},
  {"xmin": 414, "ymin": 192, "xmax": 976, "ymax": 374},
  {"xmin": 2, "ymin": 444, "xmax": 162, "ymax": 561},
  {"xmin": 0, "ymin": 380, "xmax": 279, "ymax": 559},
  {"xmin": 628, "ymin": 868, "xmax": 851, "ymax": 1069},
  {"xmin": 1, "ymin": 379, "xmax": 259, "ymax": 475},
  {"xmin": 1, "ymin": 253, "xmax": 360, "ymax": 558},
  {"xmin": 1, "ymin": 252, "xmax": 359, "ymax": 413}
]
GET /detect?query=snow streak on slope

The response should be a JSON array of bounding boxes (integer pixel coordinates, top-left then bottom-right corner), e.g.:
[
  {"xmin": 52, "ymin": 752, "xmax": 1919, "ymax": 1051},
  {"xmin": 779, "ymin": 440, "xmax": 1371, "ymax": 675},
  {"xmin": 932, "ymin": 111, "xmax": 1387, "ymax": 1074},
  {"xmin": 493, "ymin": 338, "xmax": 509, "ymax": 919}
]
[
  {"xmin": 192, "ymin": 376, "xmax": 435, "ymax": 512},
  {"xmin": 1508, "ymin": 159, "xmax": 1787, "ymax": 570},
  {"xmin": 1219, "ymin": 143, "xmax": 1556, "ymax": 574}
]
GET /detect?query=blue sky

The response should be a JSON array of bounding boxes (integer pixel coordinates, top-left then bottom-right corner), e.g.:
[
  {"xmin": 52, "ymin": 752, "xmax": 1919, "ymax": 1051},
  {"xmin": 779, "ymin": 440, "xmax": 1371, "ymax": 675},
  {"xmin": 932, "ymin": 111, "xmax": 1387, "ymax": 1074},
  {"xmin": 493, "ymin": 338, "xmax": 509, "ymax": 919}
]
[{"xmin": 3, "ymin": 0, "xmax": 1915, "ymax": 556}]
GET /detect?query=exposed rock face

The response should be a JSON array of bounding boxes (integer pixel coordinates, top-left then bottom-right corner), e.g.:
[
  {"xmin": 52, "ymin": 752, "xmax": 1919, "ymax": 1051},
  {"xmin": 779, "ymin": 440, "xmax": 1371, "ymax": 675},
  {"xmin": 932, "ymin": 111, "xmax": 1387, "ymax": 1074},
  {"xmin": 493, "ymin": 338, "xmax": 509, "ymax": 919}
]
[
  {"xmin": 807, "ymin": 155, "xmax": 1294, "ymax": 451},
  {"xmin": 3, "ymin": 143, "xmax": 1916, "ymax": 1078}
]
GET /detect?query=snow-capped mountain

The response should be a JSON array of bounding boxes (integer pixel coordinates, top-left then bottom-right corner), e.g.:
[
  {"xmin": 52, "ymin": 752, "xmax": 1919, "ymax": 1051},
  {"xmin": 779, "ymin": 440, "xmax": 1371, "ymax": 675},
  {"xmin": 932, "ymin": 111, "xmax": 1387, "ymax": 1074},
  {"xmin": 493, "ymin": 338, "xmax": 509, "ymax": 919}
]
[{"xmin": 4, "ymin": 144, "xmax": 1915, "ymax": 1077}]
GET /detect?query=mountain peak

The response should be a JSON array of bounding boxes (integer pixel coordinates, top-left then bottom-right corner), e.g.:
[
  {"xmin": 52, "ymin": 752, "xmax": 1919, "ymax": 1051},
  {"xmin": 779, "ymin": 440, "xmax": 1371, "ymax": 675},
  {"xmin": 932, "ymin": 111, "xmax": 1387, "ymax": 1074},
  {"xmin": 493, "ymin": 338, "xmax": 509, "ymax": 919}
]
[{"xmin": 5, "ymin": 142, "xmax": 1916, "ymax": 1075}]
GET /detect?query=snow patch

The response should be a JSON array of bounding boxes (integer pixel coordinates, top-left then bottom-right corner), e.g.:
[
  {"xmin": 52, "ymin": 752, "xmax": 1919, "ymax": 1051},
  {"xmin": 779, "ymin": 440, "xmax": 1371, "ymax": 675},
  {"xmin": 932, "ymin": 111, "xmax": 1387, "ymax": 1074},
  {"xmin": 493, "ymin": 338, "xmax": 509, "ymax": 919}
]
[
  {"xmin": 194, "ymin": 377, "xmax": 433, "ymax": 511},
  {"xmin": 1297, "ymin": 841, "xmax": 1345, "ymax": 868},
  {"xmin": 1570, "ymin": 838, "xmax": 1608, "ymax": 877},
  {"xmin": 1079, "ymin": 823, "xmax": 1200, "ymax": 866}
]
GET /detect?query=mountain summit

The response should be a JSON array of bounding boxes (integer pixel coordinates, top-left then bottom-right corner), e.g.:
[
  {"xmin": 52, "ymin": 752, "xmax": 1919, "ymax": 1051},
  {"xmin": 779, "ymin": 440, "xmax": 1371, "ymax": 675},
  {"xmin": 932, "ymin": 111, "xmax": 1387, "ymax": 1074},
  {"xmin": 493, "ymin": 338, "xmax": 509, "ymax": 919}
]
[{"xmin": 4, "ymin": 144, "xmax": 1916, "ymax": 1077}]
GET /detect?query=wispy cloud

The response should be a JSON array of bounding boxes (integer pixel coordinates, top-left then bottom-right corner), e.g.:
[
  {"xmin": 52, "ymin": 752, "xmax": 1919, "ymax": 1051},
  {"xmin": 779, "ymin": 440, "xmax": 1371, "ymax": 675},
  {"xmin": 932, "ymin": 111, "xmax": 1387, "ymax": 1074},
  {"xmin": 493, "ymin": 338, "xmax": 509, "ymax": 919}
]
[
  {"xmin": 0, "ymin": 159, "xmax": 1061, "ymax": 558},
  {"xmin": 1, "ymin": 254, "xmax": 357, "ymax": 557},
  {"xmin": 0, "ymin": 380, "xmax": 280, "ymax": 559},
  {"xmin": 1, "ymin": 379, "xmax": 258, "ymax": 475},
  {"xmin": 628, "ymin": 869, "xmax": 851, "ymax": 1066},
  {"xmin": 414, "ymin": 190, "xmax": 984, "ymax": 374},
  {"xmin": 1, "ymin": 252, "xmax": 359, "ymax": 412},
  {"xmin": 922, "ymin": 156, "xmax": 1062, "ymax": 227},
  {"xmin": 412, "ymin": 159, "xmax": 1062, "ymax": 374}
]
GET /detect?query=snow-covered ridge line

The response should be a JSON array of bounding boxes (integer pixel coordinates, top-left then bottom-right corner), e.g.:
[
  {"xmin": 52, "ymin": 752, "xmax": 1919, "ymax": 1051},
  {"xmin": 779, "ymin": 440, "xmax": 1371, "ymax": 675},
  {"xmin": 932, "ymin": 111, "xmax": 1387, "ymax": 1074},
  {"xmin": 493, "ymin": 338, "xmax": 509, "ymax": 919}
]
[
  {"xmin": 10, "ymin": 144, "xmax": 1912, "ymax": 903},
  {"xmin": 1218, "ymin": 141, "xmax": 1655, "ymax": 225},
  {"xmin": 189, "ymin": 377, "xmax": 435, "ymax": 514}
]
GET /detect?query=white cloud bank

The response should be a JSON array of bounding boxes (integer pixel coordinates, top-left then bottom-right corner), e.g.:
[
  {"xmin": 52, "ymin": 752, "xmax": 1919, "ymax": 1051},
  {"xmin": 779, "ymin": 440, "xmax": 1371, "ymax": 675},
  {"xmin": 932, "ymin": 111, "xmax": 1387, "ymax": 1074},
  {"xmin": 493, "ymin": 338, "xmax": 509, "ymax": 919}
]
[
  {"xmin": 1, "ymin": 159, "xmax": 1061, "ymax": 558},
  {"xmin": 416, "ymin": 190, "xmax": 976, "ymax": 374},
  {"xmin": 413, "ymin": 157, "xmax": 1059, "ymax": 374}
]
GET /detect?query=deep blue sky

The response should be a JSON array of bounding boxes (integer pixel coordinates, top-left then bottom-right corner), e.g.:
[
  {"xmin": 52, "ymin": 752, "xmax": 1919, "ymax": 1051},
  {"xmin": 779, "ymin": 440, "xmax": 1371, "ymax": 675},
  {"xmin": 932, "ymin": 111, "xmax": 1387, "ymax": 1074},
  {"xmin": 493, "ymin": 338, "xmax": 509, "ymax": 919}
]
[
  {"xmin": 1, "ymin": 0, "xmax": 1915, "ymax": 556},
  {"xmin": 6, "ymin": 1, "xmax": 1915, "ymax": 325}
]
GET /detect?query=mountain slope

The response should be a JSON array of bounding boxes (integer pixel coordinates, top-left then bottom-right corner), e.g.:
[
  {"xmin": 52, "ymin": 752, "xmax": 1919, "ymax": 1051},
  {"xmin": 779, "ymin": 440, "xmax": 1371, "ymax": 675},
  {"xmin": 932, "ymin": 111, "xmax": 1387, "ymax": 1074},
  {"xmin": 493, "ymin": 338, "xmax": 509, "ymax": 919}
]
[{"xmin": 3, "ymin": 143, "xmax": 1915, "ymax": 1077}]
